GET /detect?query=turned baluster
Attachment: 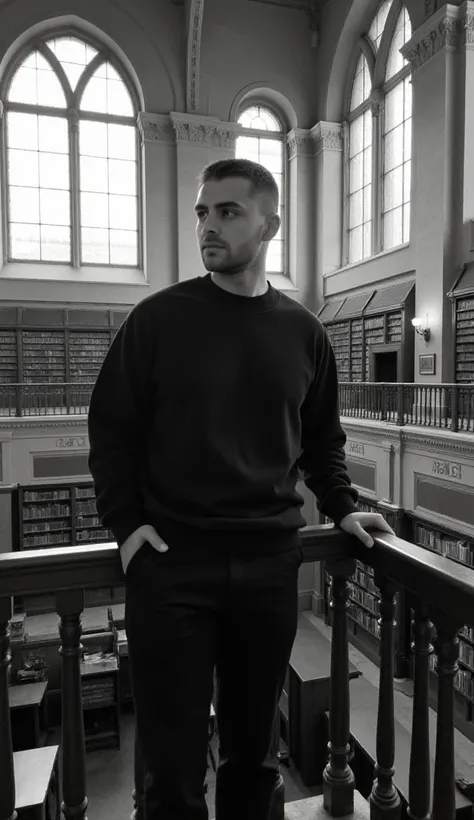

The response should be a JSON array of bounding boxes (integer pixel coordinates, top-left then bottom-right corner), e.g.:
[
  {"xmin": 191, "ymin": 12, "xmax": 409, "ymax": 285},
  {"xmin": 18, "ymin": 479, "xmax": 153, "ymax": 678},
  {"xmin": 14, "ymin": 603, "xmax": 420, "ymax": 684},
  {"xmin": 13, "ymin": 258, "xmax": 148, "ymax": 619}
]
[
  {"xmin": 369, "ymin": 577, "xmax": 401, "ymax": 819},
  {"xmin": 57, "ymin": 589, "xmax": 88, "ymax": 820},
  {"xmin": 407, "ymin": 600, "xmax": 432, "ymax": 820},
  {"xmin": 431, "ymin": 613, "xmax": 461, "ymax": 820},
  {"xmin": 323, "ymin": 558, "xmax": 356, "ymax": 817},
  {"xmin": 0, "ymin": 597, "xmax": 17, "ymax": 820}
]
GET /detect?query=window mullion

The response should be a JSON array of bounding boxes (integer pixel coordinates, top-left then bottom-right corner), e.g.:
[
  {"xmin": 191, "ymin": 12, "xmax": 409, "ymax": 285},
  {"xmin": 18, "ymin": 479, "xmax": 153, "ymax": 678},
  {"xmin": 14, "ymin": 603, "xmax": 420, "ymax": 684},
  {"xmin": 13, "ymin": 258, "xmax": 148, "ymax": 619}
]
[
  {"xmin": 371, "ymin": 90, "xmax": 384, "ymax": 256},
  {"xmin": 342, "ymin": 121, "xmax": 350, "ymax": 267},
  {"xmin": 69, "ymin": 108, "xmax": 81, "ymax": 269}
]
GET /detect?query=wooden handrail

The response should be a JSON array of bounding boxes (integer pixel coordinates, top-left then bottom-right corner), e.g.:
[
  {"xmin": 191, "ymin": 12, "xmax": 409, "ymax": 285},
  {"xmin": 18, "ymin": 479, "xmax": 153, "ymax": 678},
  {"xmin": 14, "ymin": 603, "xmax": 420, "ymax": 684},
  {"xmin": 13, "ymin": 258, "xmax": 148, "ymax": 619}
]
[
  {"xmin": 0, "ymin": 525, "xmax": 473, "ymax": 624},
  {"xmin": 1, "ymin": 526, "xmax": 474, "ymax": 820}
]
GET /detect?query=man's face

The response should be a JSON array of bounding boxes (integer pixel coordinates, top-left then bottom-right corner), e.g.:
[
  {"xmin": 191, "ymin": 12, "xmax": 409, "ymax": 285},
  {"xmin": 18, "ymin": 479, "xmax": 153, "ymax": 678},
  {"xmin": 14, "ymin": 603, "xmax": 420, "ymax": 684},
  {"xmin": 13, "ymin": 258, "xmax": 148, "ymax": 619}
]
[{"xmin": 195, "ymin": 176, "xmax": 279, "ymax": 275}]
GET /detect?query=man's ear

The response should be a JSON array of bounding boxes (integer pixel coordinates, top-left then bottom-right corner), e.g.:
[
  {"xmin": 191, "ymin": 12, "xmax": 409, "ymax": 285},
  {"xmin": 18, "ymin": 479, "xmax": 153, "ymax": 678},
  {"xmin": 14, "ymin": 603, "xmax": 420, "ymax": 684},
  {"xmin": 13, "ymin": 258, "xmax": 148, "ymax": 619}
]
[{"xmin": 262, "ymin": 212, "xmax": 281, "ymax": 243}]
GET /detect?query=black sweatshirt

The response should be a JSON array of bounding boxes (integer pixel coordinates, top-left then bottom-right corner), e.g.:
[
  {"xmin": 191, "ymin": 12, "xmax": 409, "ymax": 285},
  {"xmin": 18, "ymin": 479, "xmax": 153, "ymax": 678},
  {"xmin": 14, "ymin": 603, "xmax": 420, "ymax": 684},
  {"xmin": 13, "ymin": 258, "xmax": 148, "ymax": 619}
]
[{"xmin": 88, "ymin": 274, "xmax": 358, "ymax": 547}]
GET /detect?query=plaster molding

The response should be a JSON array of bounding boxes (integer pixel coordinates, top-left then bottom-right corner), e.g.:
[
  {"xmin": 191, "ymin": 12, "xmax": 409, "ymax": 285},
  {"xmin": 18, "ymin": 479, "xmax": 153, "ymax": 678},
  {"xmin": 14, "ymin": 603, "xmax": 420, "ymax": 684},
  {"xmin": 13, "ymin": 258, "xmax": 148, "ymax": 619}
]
[
  {"xmin": 0, "ymin": 418, "xmax": 88, "ymax": 431},
  {"xmin": 370, "ymin": 89, "xmax": 384, "ymax": 118},
  {"xmin": 343, "ymin": 417, "xmax": 474, "ymax": 456},
  {"xmin": 171, "ymin": 113, "xmax": 241, "ymax": 149},
  {"xmin": 402, "ymin": 6, "xmax": 463, "ymax": 71},
  {"xmin": 286, "ymin": 129, "xmax": 314, "ymax": 160},
  {"xmin": 186, "ymin": 0, "xmax": 205, "ymax": 113},
  {"xmin": 401, "ymin": 432, "xmax": 474, "ymax": 458},
  {"xmin": 310, "ymin": 121, "xmax": 343, "ymax": 154},
  {"xmin": 137, "ymin": 112, "xmax": 175, "ymax": 144},
  {"xmin": 463, "ymin": 1, "xmax": 474, "ymax": 45}
]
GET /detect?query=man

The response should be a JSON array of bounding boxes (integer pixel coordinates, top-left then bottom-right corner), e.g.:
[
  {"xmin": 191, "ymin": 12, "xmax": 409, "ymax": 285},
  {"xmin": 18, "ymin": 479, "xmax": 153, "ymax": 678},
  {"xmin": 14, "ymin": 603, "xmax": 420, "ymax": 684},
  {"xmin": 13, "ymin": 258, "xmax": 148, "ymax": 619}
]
[{"xmin": 88, "ymin": 158, "xmax": 393, "ymax": 820}]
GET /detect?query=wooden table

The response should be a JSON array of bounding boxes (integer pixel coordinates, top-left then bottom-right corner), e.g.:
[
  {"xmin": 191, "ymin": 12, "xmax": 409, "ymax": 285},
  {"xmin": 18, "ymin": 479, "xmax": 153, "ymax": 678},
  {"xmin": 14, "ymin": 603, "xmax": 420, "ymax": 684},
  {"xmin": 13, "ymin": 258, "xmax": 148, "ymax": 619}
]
[
  {"xmin": 14, "ymin": 745, "xmax": 60, "ymax": 820},
  {"xmin": 9, "ymin": 682, "xmax": 48, "ymax": 751}
]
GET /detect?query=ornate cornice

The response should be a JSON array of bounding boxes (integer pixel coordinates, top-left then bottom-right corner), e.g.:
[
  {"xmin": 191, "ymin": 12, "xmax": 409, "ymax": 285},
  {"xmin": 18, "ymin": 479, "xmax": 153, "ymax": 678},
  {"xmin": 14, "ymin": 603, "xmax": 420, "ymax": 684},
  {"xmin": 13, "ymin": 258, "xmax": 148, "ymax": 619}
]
[
  {"xmin": 310, "ymin": 121, "xmax": 343, "ymax": 154},
  {"xmin": 0, "ymin": 418, "xmax": 88, "ymax": 431},
  {"xmin": 401, "ymin": 431, "xmax": 474, "ymax": 457},
  {"xmin": 137, "ymin": 112, "xmax": 175, "ymax": 144},
  {"xmin": 287, "ymin": 122, "xmax": 342, "ymax": 160},
  {"xmin": 402, "ymin": 7, "xmax": 463, "ymax": 71},
  {"xmin": 171, "ymin": 114, "xmax": 240, "ymax": 149},
  {"xmin": 186, "ymin": 0, "xmax": 205, "ymax": 113}
]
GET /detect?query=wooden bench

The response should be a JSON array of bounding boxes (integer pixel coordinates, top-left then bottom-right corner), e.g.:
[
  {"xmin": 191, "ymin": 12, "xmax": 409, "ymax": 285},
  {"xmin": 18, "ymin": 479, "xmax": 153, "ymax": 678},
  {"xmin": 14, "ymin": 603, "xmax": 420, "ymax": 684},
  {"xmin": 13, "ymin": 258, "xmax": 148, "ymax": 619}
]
[
  {"xmin": 348, "ymin": 675, "xmax": 474, "ymax": 818},
  {"xmin": 280, "ymin": 615, "xmax": 361, "ymax": 787},
  {"xmin": 14, "ymin": 744, "xmax": 60, "ymax": 820}
]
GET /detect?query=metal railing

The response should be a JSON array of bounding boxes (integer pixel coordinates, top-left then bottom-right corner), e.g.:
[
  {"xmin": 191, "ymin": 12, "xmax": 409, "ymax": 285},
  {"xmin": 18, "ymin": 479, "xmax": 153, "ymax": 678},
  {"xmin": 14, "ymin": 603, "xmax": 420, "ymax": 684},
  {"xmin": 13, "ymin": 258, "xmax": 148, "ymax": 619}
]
[
  {"xmin": 339, "ymin": 382, "xmax": 474, "ymax": 433},
  {"xmin": 0, "ymin": 383, "xmax": 93, "ymax": 417},
  {"xmin": 1, "ymin": 528, "xmax": 474, "ymax": 819},
  {"xmin": 1, "ymin": 381, "xmax": 473, "ymax": 434}
]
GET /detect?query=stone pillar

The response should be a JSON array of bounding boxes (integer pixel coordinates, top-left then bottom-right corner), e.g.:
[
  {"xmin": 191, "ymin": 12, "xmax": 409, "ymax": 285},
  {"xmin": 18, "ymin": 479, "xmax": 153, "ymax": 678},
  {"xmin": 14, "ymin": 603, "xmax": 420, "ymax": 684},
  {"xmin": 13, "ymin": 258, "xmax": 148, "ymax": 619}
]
[
  {"xmin": 137, "ymin": 113, "xmax": 177, "ymax": 285},
  {"xmin": 402, "ymin": 5, "xmax": 466, "ymax": 382},
  {"xmin": 286, "ymin": 129, "xmax": 316, "ymax": 302},
  {"xmin": 310, "ymin": 122, "xmax": 344, "ymax": 313},
  {"xmin": 169, "ymin": 113, "xmax": 241, "ymax": 281}
]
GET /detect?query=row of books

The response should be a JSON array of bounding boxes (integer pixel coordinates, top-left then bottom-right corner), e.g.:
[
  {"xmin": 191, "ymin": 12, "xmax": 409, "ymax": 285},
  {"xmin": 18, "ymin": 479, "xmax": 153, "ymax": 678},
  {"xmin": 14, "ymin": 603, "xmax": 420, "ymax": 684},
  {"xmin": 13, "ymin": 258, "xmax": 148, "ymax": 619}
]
[
  {"xmin": 24, "ymin": 520, "xmax": 70, "ymax": 534},
  {"xmin": 416, "ymin": 525, "xmax": 474, "ymax": 567},
  {"xmin": 349, "ymin": 583, "xmax": 380, "ymax": 616},
  {"xmin": 24, "ymin": 504, "xmax": 70, "ymax": 520},
  {"xmin": 24, "ymin": 489, "xmax": 70, "ymax": 502},
  {"xmin": 429, "ymin": 653, "xmax": 473, "ymax": 701},
  {"xmin": 348, "ymin": 601, "xmax": 381, "ymax": 639}
]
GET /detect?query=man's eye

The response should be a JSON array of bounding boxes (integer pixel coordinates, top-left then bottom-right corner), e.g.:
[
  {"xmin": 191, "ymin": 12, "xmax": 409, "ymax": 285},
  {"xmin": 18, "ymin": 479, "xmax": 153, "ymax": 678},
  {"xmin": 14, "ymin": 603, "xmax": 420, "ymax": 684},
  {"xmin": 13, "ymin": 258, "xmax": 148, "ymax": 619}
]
[
  {"xmin": 196, "ymin": 211, "xmax": 206, "ymax": 220},
  {"xmin": 222, "ymin": 210, "xmax": 236, "ymax": 218}
]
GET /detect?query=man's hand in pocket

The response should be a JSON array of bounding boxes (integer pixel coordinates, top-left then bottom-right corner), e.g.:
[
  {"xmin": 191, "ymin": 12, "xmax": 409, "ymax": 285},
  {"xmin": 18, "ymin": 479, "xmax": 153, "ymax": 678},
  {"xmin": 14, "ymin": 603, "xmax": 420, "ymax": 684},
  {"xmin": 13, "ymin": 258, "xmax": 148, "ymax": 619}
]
[{"xmin": 120, "ymin": 524, "xmax": 168, "ymax": 575}]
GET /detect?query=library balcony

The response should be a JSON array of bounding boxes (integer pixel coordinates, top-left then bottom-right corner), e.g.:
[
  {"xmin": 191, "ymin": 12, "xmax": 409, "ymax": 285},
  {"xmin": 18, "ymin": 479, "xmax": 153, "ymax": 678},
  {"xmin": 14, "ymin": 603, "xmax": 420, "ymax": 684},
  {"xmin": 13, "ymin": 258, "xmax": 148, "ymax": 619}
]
[
  {"xmin": 1, "ymin": 525, "xmax": 474, "ymax": 820},
  {"xmin": 1, "ymin": 381, "xmax": 474, "ymax": 430}
]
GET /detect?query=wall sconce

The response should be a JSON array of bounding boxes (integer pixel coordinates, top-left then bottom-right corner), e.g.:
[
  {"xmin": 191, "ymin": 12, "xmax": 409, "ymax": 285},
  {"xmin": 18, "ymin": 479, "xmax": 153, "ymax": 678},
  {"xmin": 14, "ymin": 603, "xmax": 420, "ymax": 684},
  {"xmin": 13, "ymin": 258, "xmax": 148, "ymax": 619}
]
[{"xmin": 412, "ymin": 315, "xmax": 431, "ymax": 343}]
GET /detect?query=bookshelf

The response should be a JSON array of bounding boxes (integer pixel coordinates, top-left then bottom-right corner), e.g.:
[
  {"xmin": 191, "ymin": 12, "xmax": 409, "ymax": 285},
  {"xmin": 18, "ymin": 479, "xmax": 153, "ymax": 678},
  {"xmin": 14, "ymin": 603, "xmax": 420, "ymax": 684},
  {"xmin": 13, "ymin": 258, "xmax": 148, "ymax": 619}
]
[
  {"xmin": 0, "ymin": 307, "xmax": 129, "ymax": 387},
  {"xmin": 323, "ymin": 309, "xmax": 407, "ymax": 382},
  {"xmin": 22, "ymin": 331, "xmax": 66, "ymax": 384},
  {"xmin": 454, "ymin": 297, "xmax": 474, "ymax": 384},
  {"xmin": 0, "ymin": 329, "xmax": 18, "ymax": 383},
  {"xmin": 18, "ymin": 483, "xmax": 112, "ymax": 551},
  {"xmin": 81, "ymin": 655, "xmax": 120, "ymax": 751},
  {"xmin": 411, "ymin": 517, "xmax": 474, "ymax": 709}
]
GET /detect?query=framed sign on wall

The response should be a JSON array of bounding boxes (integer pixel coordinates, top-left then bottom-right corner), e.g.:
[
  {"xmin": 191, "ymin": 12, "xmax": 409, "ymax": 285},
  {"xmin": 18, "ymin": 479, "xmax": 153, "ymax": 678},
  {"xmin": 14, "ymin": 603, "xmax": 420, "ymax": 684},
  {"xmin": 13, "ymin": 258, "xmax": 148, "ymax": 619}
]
[{"xmin": 419, "ymin": 353, "xmax": 436, "ymax": 376}]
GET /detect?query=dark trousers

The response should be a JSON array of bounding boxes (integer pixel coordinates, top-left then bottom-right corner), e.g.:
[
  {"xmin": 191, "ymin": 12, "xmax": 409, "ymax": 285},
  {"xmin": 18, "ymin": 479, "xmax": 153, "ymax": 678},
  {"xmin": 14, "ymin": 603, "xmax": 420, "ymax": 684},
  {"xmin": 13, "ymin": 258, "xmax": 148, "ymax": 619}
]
[{"xmin": 125, "ymin": 523, "xmax": 302, "ymax": 820}]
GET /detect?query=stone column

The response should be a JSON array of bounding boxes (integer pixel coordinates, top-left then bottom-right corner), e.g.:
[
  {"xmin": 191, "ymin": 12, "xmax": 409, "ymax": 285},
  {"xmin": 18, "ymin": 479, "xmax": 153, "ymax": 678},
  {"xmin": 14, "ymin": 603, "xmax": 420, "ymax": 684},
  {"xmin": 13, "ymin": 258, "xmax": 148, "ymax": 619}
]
[
  {"xmin": 137, "ymin": 113, "xmax": 177, "ymax": 285},
  {"xmin": 170, "ymin": 113, "xmax": 242, "ymax": 281},
  {"xmin": 402, "ymin": 5, "xmax": 466, "ymax": 382},
  {"xmin": 286, "ymin": 129, "xmax": 316, "ymax": 302},
  {"xmin": 310, "ymin": 122, "xmax": 344, "ymax": 313}
]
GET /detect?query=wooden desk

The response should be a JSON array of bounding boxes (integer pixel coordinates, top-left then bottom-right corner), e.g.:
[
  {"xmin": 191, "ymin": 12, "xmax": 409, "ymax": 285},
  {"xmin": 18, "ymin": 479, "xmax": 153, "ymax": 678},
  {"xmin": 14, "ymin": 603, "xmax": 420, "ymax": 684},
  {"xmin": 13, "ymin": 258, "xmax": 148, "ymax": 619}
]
[
  {"xmin": 9, "ymin": 682, "xmax": 48, "ymax": 751},
  {"xmin": 14, "ymin": 745, "xmax": 59, "ymax": 820}
]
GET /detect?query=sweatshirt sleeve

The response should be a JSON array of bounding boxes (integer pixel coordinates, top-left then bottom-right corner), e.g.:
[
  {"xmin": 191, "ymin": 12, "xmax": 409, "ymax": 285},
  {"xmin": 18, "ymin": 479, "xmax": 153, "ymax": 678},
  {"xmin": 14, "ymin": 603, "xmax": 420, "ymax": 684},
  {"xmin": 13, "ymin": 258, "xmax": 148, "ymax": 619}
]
[
  {"xmin": 297, "ymin": 325, "xmax": 358, "ymax": 525},
  {"xmin": 87, "ymin": 305, "xmax": 153, "ymax": 548}
]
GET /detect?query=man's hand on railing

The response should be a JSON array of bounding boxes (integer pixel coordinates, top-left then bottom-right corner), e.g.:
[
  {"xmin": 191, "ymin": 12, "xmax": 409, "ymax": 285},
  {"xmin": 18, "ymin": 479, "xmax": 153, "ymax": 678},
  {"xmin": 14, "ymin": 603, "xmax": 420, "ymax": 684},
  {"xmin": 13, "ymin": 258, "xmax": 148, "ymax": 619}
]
[
  {"xmin": 338, "ymin": 512, "xmax": 395, "ymax": 549},
  {"xmin": 120, "ymin": 524, "xmax": 169, "ymax": 575}
]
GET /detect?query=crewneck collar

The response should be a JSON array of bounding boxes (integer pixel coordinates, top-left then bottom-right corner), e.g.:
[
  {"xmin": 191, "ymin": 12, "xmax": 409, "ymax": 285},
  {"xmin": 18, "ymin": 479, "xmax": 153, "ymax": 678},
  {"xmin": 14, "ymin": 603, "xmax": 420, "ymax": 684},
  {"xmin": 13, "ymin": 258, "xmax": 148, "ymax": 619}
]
[{"xmin": 200, "ymin": 273, "xmax": 280, "ymax": 314}]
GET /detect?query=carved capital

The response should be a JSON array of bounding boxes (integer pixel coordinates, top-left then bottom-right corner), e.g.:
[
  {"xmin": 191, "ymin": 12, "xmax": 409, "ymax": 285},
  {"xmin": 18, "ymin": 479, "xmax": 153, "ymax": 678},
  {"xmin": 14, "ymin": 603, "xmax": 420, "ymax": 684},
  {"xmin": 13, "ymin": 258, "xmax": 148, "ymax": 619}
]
[
  {"xmin": 465, "ymin": 5, "xmax": 474, "ymax": 46},
  {"xmin": 172, "ymin": 117, "xmax": 238, "ymax": 149},
  {"xmin": 311, "ymin": 121, "xmax": 343, "ymax": 153},
  {"xmin": 402, "ymin": 10, "xmax": 462, "ymax": 71},
  {"xmin": 137, "ymin": 112, "xmax": 175, "ymax": 144},
  {"xmin": 287, "ymin": 130, "xmax": 314, "ymax": 160}
]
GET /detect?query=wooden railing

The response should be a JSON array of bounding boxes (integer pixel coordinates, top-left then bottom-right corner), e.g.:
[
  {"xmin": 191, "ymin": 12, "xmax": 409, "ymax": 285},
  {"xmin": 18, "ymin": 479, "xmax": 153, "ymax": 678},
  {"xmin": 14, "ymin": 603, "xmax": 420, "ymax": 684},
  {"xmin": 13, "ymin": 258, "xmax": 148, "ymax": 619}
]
[
  {"xmin": 1, "ymin": 527, "xmax": 473, "ymax": 819},
  {"xmin": 0, "ymin": 383, "xmax": 93, "ymax": 417},
  {"xmin": 339, "ymin": 382, "xmax": 474, "ymax": 432}
]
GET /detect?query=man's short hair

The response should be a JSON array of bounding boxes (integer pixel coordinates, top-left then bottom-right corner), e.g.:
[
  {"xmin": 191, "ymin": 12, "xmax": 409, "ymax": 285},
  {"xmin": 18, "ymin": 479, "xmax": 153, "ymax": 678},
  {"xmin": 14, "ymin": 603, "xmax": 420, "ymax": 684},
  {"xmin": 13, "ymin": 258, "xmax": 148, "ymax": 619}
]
[{"xmin": 198, "ymin": 158, "xmax": 279, "ymax": 212}]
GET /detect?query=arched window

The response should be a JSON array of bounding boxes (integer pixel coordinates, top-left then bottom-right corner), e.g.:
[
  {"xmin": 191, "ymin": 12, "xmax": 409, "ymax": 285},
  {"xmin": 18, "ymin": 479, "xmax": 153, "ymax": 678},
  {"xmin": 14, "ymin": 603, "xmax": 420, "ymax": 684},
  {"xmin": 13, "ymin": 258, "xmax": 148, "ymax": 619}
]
[
  {"xmin": 235, "ymin": 105, "xmax": 285, "ymax": 275},
  {"xmin": 345, "ymin": 1, "xmax": 412, "ymax": 265},
  {"xmin": 3, "ymin": 33, "xmax": 140, "ymax": 267}
]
